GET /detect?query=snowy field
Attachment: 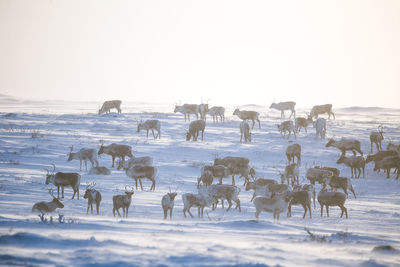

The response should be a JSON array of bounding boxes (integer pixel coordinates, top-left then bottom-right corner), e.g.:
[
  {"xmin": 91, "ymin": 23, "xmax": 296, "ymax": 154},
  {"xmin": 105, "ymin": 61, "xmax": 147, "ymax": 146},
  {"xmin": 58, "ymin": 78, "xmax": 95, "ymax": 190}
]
[{"xmin": 0, "ymin": 94, "xmax": 400, "ymax": 267}]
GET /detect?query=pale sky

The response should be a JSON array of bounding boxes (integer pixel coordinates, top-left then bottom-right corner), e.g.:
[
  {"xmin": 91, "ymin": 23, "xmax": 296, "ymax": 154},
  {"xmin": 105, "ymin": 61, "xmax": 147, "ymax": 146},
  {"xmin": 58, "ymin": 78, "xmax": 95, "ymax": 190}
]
[{"xmin": 0, "ymin": 0, "xmax": 399, "ymax": 108}]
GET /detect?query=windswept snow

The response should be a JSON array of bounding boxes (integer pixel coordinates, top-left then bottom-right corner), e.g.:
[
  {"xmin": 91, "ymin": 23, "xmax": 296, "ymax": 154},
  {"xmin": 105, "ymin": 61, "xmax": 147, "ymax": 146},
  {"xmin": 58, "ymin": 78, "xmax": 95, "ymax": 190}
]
[{"xmin": 0, "ymin": 97, "xmax": 399, "ymax": 266}]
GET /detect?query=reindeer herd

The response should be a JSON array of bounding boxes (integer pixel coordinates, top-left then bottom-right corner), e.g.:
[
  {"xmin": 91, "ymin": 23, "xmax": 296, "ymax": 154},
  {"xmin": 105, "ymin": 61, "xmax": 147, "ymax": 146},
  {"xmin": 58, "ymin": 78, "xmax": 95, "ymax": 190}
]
[{"xmin": 31, "ymin": 99, "xmax": 400, "ymax": 223}]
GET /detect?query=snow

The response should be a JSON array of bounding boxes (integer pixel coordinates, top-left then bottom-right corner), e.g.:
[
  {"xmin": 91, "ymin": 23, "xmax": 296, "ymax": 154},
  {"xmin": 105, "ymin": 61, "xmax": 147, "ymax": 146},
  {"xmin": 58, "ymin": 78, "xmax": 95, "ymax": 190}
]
[{"xmin": 0, "ymin": 95, "xmax": 399, "ymax": 266}]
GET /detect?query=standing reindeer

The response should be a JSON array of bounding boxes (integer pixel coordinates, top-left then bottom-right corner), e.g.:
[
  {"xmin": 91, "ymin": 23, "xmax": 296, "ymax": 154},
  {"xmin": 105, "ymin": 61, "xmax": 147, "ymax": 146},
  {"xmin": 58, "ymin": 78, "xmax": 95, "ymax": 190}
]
[
  {"xmin": 186, "ymin": 120, "xmax": 206, "ymax": 141},
  {"xmin": 174, "ymin": 104, "xmax": 199, "ymax": 121},
  {"xmin": 207, "ymin": 106, "xmax": 225, "ymax": 123},
  {"xmin": 45, "ymin": 164, "xmax": 81, "ymax": 200},
  {"xmin": 137, "ymin": 120, "xmax": 161, "ymax": 139},
  {"xmin": 240, "ymin": 121, "xmax": 252, "ymax": 143},
  {"xmin": 233, "ymin": 108, "xmax": 261, "ymax": 129},
  {"xmin": 98, "ymin": 100, "xmax": 122, "ymax": 115},
  {"xmin": 161, "ymin": 188, "xmax": 177, "ymax": 220},
  {"xmin": 67, "ymin": 145, "xmax": 99, "ymax": 171},
  {"xmin": 310, "ymin": 104, "xmax": 335, "ymax": 120},
  {"xmin": 112, "ymin": 187, "xmax": 134, "ymax": 218},
  {"xmin": 199, "ymin": 103, "xmax": 209, "ymax": 120},
  {"xmin": 370, "ymin": 125, "xmax": 384, "ymax": 153},
  {"xmin": 83, "ymin": 183, "xmax": 102, "ymax": 215},
  {"xmin": 269, "ymin": 101, "xmax": 296, "ymax": 119},
  {"xmin": 98, "ymin": 142, "xmax": 133, "ymax": 168}
]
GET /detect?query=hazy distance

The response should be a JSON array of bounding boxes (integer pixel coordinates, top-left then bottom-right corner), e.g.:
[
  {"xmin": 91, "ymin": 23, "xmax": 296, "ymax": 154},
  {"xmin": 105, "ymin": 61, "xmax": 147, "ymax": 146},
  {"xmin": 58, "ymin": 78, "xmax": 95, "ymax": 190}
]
[{"xmin": 0, "ymin": 0, "xmax": 399, "ymax": 108}]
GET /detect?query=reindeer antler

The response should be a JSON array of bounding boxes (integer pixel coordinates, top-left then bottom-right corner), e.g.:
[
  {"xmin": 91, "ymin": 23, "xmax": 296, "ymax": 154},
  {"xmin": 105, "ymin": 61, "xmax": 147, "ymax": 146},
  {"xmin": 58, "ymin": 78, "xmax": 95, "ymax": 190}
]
[
  {"xmin": 48, "ymin": 189, "xmax": 55, "ymax": 198},
  {"xmin": 51, "ymin": 164, "xmax": 56, "ymax": 174},
  {"xmin": 69, "ymin": 145, "xmax": 74, "ymax": 153}
]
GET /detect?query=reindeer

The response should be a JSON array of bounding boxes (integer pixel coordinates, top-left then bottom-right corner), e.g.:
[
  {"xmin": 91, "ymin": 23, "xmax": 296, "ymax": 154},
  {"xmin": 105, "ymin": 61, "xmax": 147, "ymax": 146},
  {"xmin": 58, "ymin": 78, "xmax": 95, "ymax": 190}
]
[
  {"xmin": 174, "ymin": 104, "xmax": 199, "ymax": 121},
  {"xmin": 137, "ymin": 120, "xmax": 161, "ymax": 139},
  {"xmin": 310, "ymin": 104, "xmax": 335, "ymax": 120},
  {"xmin": 162, "ymin": 187, "xmax": 178, "ymax": 220},
  {"xmin": 124, "ymin": 165, "xmax": 156, "ymax": 190},
  {"xmin": 277, "ymin": 121, "xmax": 296, "ymax": 139},
  {"xmin": 269, "ymin": 101, "xmax": 296, "ymax": 119},
  {"xmin": 370, "ymin": 125, "xmax": 384, "ymax": 153},
  {"xmin": 240, "ymin": 121, "xmax": 252, "ymax": 143},
  {"xmin": 67, "ymin": 145, "xmax": 99, "ymax": 171},
  {"xmin": 207, "ymin": 106, "xmax": 225, "ymax": 123},
  {"xmin": 280, "ymin": 163, "xmax": 299, "ymax": 187},
  {"xmin": 313, "ymin": 118, "xmax": 326, "ymax": 139},
  {"xmin": 45, "ymin": 164, "xmax": 81, "ymax": 199},
  {"xmin": 112, "ymin": 187, "xmax": 134, "ymax": 218},
  {"xmin": 98, "ymin": 142, "xmax": 133, "ymax": 168},
  {"xmin": 199, "ymin": 103, "xmax": 209, "ymax": 120},
  {"xmin": 286, "ymin": 144, "xmax": 301, "ymax": 165},
  {"xmin": 214, "ymin": 156, "xmax": 255, "ymax": 186},
  {"xmin": 186, "ymin": 120, "xmax": 206, "ymax": 141},
  {"xmin": 326, "ymin": 138, "xmax": 363, "ymax": 156},
  {"xmin": 83, "ymin": 182, "xmax": 102, "ymax": 215},
  {"xmin": 295, "ymin": 115, "xmax": 313, "ymax": 133},
  {"xmin": 233, "ymin": 108, "xmax": 261, "ymax": 129},
  {"xmin": 32, "ymin": 189, "xmax": 64, "ymax": 214},
  {"xmin": 336, "ymin": 154, "xmax": 365, "ymax": 178},
  {"xmin": 98, "ymin": 100, "xmax": 122, "ymax": 115}
]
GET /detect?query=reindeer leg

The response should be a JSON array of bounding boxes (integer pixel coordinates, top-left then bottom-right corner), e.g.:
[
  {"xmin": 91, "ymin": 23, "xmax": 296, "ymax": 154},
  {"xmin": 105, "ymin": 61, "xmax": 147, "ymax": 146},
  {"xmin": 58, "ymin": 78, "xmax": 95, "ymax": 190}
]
[
  {"xmin": 231, "ymin": 175, "xmax": 235, "ymax": 186},
  {"xmin": 87, "ymin": 205, "xmax": 90, "ymax": 214},
  {"xmin": 139, "ymin": 179, "xmax": 143, "ymax": 190}
]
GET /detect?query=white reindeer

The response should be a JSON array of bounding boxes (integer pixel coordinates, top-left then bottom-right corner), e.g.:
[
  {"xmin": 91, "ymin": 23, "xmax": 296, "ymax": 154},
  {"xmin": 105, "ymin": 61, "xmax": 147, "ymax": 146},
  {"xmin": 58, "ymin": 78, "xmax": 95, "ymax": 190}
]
[
  {"xmin": 137, "ymin": 120, "xmax": 161, "ymax": 139},
  {"xmin": 313, "ymin": 118, "xmax": 326, "ymax": 139},
  {"xmin": 270, "ymin": 101, "xmax": 296, "ymax": 119},
  {"xmin": 67, "ymin": 145, "xmax": 99, "ymax": 171},
  {"xmin": 98, "ymin": 100, "xmax": 122, "ymax": 115}
]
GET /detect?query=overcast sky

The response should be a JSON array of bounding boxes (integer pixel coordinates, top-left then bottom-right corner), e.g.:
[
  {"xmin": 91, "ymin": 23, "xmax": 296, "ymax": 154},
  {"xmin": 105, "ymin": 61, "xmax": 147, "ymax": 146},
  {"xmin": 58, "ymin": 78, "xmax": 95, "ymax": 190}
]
[{"xmin": 0, "ymin": 0, "xmax": 399, "ymax": 108}]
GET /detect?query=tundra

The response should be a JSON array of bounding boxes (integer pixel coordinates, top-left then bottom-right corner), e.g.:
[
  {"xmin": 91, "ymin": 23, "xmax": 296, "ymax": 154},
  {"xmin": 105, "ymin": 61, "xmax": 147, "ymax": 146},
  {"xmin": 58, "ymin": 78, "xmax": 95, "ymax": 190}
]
[
  {"xmin": 137, "ymin": 120, "xmax": 161, "ymax": 139},
  {"xmin": 45, "ymin": 165, "xmax": 81, "ymax": 199},
  {"xmin": 186, "ymin": 120, "xmax": 206, "ymax": 141},
  {"xmin": 270, "ymin": 101, "xmax": 296, "ymax": 119},
  {"xmin": 174, "ymin": 104, "xmax": 199, "ymax": 121},
  {"xmin": 32, "ymin": 189, "xmax": 64, "ymax": 214},
  {"xmin": 240, "ymin": 121, "xmax": 252, "ymax": 143},
  {"xmin": 207, "ymin": 106, "xmax": 225, "ymax": 123},
  {"xmin": 233, "ymin": 108, "xmax": 260, "ymax": 129},
  {"xmin": 98, "ymin": 142, "xmax": 133, "ymax": 168},
  {"xmin": 310, "ymin": 104, "xmax": 335, "ymax": 120},
  {"xmin": 98, "ymin": 100, "xmax": 122, "ymax": 115},
  {"xmin": 112, "ymin": 187, "xmax": 134, "ymax": 218},
  {"xmin": 277, "ymin": 121, "xmax": 296, "ymax": 139},
  {"xmin": 67, "ymin": 145, "xmax": 99, "ymax": 171},
  {"xmin": 336, "ymin": 154, "xmax": 365, "ymax": 178},
  {"xmin": 326, "ymin": 138, "xmax": 363, "ymax": 156}
]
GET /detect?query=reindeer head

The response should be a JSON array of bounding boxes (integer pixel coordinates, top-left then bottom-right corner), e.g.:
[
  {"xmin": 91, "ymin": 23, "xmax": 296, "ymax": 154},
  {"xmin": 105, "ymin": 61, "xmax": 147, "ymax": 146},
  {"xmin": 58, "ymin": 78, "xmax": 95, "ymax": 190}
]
[
  {"xmin": 186, "ymin": 132, "xmax": 192, "ymax": 141},
  {"xmin": 49, "ymin": 189, "xmax": 64, "ymax": 208},
  {"xmin": 45, "ymin": 164, "xmax": 56, "ymax": 184},
  {"xmin": 98, "ymin": 141, "xmax": 105, "ymax": 155},
  {"xmin": 233, "ymin": 108, "xmax": 240, "ymax": 115},
  {"xmin": 84, "ymin": 182, "xmax": 96, "ymax": 199},
  {"xmin": 67, "ymin": 145, "xmax": 74, "ymax": 162},
  {"xmin": 325, "ymin": 138, "xmax": 335, "ymax": 147},
  {"xmin": 124, "ymin": 186, "xmax": 134, "ymax": 198},
  {"xmin": 378, "ymin": 125, "xmax": 384, "ymax": 139}
]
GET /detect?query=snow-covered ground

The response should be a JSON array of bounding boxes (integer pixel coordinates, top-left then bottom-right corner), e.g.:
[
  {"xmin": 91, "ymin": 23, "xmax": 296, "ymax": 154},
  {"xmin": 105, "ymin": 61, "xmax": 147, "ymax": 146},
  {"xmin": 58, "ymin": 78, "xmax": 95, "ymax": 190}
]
[{"xmin": 0, "ymin": 95, "xmax": 400, "ymax": 266}]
